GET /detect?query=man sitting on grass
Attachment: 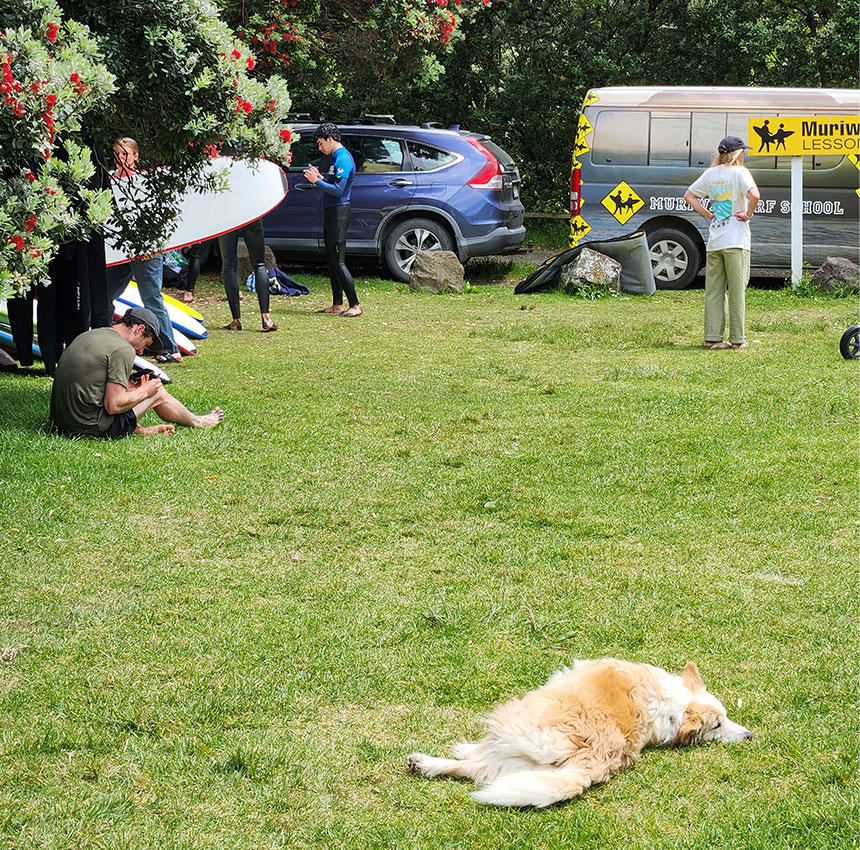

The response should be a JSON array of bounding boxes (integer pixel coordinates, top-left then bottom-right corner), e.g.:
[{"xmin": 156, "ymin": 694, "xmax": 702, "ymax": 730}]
[{"xmin": 50, "ymin": 307, "xmax": 223, "ymax": 439}]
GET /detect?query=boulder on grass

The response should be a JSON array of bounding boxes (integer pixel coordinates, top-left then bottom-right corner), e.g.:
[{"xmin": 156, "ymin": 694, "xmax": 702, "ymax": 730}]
[
  {"xmin": 559, "ymin": 247, "xmax": 622, "ymax": 295},
  {"xmin": 237, "ymin": 240, "xmax": 277, "ymax": 284},
  {"xmin": 810, "ymin": 257, "xmax": 859, "ymax": 293},
  {"xmin": 409, "ymin": 250, "xmax": 464, "ymax": 293}
]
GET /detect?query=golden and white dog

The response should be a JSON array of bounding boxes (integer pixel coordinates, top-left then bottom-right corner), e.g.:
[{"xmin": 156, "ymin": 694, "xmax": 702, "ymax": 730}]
[{"xmin": 408, "ymin": 658, "xmax": 752, "ymax": 807}]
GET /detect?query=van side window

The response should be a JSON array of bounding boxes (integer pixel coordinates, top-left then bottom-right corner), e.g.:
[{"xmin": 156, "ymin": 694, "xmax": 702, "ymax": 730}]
[
  {"xmin": 591, "ymin": 111, "xmax": 648, "ymax": 165},
  {"xmin": 649, "ymin": 112, "xmax": 690, "ymax": 166},
  {"xmin": 691, "ymin": 113, "xmax": 727, "ymax": 168}
]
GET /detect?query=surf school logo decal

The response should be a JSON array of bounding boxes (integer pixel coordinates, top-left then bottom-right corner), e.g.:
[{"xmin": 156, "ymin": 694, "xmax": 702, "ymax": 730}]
[{"xmin": 601, "ymin": 182, "xmax": 644, "ymax": 225}]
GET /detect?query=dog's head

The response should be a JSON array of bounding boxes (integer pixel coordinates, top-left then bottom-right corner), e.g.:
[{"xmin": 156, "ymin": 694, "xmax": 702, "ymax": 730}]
[{"xmin": 675, "ymin": 662, "xmax": 753, "ymax": 746}]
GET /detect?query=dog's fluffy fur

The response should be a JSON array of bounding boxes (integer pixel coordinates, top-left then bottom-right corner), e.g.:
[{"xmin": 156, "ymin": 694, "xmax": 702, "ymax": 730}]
[{"xmin": 408, "ymin": 658, "xmax": 752, "ymax": 807}]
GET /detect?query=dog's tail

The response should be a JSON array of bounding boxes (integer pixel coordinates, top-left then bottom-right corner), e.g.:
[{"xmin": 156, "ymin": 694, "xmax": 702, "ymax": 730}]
[{"xmin": 470, "ymin": 765, "xmax": 592, "ymax": 808}]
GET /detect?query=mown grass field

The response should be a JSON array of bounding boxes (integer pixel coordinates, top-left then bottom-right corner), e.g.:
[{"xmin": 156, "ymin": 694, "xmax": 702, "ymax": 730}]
[{"xmin": 0, "ymin": 272, "xmax": 857, "ymax": 849}]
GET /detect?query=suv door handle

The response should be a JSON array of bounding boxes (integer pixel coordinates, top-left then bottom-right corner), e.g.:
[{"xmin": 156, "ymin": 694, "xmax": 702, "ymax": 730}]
[
  {"xmin": 294, "ymin": 182, "xmax": 314, "ymax": 190},
  {"xmin": 388, "ymin": 178, "xmax": 413, "ymax": 187}
]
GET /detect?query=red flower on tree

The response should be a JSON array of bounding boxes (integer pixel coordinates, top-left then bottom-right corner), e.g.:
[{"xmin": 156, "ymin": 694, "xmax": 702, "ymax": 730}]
[
  {"xmin": 45, "ymin": 23, "xmax": 59, "ymax": 43},
  {"xmin": 279, "ymin": 129, "xmax": 291, "ymax": 143},
  {"xmin": 23, "ymin": 214, "xmax": 37, "ymax": 233},
  {"xmin": 9, "ymin": 235, "xmax": 25, "ymax": 251}
]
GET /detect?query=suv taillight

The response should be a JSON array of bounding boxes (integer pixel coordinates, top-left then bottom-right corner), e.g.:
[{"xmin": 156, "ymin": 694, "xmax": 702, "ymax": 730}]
[{"xmin": 466, "ymin": 137, "xmax": 503, "ymax": 190}]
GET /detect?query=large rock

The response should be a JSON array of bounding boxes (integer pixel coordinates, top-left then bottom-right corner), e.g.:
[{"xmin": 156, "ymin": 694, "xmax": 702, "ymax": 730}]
[
  {"xmin": 237, "ymin": 240, "xmax": 277, "ymax": 284},
  {"xmin": 810, "ymin": 257, "xmax": 859, "ymax": 293},
  {"xmin": 409, "ymin": 250, "xmax": 464, "ymax": 293},
  {"xmin": 559, "ymin": 247, "xmax": 622, "ymax": 295}
]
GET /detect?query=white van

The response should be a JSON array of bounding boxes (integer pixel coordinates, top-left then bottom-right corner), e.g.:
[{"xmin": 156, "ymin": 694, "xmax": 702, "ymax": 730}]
[{"xmin": 570, "ymin": 86, "xmax": 860, "ymax": 288}]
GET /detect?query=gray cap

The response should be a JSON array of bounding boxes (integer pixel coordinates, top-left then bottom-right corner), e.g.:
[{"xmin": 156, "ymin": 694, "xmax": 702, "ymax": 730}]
[
  {"xmin": 122, "ymin": 306, "xmax": 161, "ymax": 352},
  {"xmin": 718, "ymin": 136, "xmax": 750, "ymax": 154}
]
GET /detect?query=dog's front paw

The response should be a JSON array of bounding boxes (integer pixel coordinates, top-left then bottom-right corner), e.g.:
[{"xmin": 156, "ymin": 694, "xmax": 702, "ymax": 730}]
[{"xmin": 407, "ymin": 753, "xmax": 427, "ymax": 775}]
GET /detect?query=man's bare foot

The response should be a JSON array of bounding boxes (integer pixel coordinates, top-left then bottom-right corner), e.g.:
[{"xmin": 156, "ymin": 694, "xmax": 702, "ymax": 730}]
[
  {"xmin": 317, "ymin": 305, "xmax": 344, "ymax": 314},
  {"xmin": 340, "ymin": 305, "xmax": 363, "ymax": 318},
  {"xmin": 182, "ymin": 292, "xmax": 194, "ymax": 303},
  {"xmin": 135, "ymin": 423, "xmax": 175, "ymax": 436},
  {"xmin": 192, "ymin": 407, "xmax": 224, "ymax": 428}
]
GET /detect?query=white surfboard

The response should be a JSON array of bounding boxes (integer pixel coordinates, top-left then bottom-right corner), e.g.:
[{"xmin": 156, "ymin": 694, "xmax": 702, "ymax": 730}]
[
  {"xmin": 115, "ymin": 282, "xmax": 208, "ymax": 341},
  {"xmin": 105, "ymin": 157, "xmax": 288, "ymax": 266}
]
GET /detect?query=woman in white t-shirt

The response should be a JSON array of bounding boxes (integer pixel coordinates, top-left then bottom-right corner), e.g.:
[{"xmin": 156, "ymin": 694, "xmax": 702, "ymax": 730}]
[{"xmin": 683, "ymin": 137, "xmax": 760, "ymax": 350}]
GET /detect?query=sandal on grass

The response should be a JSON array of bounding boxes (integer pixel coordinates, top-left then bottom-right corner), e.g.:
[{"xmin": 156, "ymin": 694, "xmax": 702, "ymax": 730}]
[
  {"xmin": 223, "ymin": 320, "xmax": 242, "ymax": 331},
  {"xmin": 152, "ymin": 353, "xmax": 182, "ymax": 364},
  {"xmin": 261, "ymin": 323, "xmax": 279, "ymax": 332}
]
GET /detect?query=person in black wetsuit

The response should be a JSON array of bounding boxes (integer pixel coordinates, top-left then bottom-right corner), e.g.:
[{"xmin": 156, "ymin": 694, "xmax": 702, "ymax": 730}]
[{"xmin": 303, "ymin": 123, "xmax": 362, "ymax": 317}]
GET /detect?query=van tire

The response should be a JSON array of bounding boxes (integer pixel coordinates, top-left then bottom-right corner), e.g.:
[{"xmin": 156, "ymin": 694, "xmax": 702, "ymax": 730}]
[
  {"xmin": 840, "ymin": 324, "xmax": 860, "ymax": 359},
  {"xmin": 384, "ymin": 218, "xmax": 454, "ymax": 283},
  {"xmin": 647, "ymin": 228, "xmax": 701, "ymax": 290}
]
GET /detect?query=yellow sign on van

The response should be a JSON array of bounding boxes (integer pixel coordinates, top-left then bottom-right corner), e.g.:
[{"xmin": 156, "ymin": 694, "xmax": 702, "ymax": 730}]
[
  {"xmin": 570, "ymin": 215, "xmax": 591, "ymax": 245},
  {"xmin": 747, "ymin": 116, "xmax": 860, "ymax": 156},
  {"xmin": 601, "ymin": 181, "xmax": 644, "ymax": 225}
]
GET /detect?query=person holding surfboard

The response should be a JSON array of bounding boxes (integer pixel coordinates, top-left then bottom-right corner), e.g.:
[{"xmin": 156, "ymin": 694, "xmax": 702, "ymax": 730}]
[
  {"xmin": 50, "ymin": 306, "xmax": 224, "ymax": 439},
  {"xmin": 106, "ymin": 138, "xmax": 184, "ymax": 365},
  {"xmin": 303, "ymin": 123, "xmax": 362, "ymax": 317}
]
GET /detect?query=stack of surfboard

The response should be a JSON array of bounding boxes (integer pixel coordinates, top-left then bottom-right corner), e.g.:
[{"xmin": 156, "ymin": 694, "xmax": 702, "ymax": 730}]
[
  {"xmin": 113, "ymin": 281, "xmax": 207, "ymax": 356},
  {"xmin": 0, "ymin": 296, "xmax": 175, "ymax": 383}
]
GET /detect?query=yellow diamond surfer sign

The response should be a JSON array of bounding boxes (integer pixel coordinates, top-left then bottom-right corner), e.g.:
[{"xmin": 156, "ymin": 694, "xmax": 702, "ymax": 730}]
[
  {"xmin": 601, "ymin": 182, "xmax": 644, "ymax": 225},
  {"xmin": 570, "ymin": 215, "xmax": 591, "ymax": 245}
]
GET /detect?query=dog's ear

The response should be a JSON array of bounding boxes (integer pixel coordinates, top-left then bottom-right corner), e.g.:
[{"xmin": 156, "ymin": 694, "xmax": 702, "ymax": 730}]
[
  {"xmin": 676, "ymin": 705, "xmax": 704, "ymax": 746},
  {"xmin": 682, "ymin": 661, "xmax": 705, "ymax": 693},
  {"xmin": 676, "ymin": 703, "xmax": 720, "ymax": 746}
]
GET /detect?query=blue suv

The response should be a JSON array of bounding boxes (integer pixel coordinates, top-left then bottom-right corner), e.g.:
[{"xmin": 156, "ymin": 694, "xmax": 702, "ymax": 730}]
[{"xmin": 261, "ymin": 120, "xmax": 526, "ymax": 281}]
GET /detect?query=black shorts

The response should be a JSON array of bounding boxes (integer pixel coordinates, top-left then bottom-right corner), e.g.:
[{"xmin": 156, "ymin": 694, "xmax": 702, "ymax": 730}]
[{"xmin": 98, "ymin": 409, "xmax": 137, "ymax": 440}]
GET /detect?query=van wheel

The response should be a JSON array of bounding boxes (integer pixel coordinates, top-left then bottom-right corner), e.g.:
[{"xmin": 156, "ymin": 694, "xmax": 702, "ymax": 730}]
[
  {"xmin": 384, "ymin": 218, "xmax": 453, "ymax": 283},
  {"xmin": 840, "ymin": 324, "xmax": 860, "ymax": 359},
  {"xmin": 647, "ymin": 228, "xmax": 701, "ymax": 290}
]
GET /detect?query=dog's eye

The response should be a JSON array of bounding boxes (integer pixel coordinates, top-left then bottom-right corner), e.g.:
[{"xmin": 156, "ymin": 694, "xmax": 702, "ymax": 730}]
[{"xmin": 712, "ymin": 721, "xmax": 722, "ymax": 730}]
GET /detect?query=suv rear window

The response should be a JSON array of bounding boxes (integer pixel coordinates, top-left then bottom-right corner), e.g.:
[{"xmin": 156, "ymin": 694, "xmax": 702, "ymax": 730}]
[{"xmin": 407, "ymin": 141, "xmax": 459, "ymax": 172}]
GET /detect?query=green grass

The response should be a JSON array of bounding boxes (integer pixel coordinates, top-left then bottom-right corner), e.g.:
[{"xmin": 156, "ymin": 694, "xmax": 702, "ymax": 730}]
[
  {"xmin": 0, "ymin": 274, "xmax": 857, "ymax": 849},
  {"xmin": 523, "ymin": 217, "xmax": 570, "ymax": 250}
]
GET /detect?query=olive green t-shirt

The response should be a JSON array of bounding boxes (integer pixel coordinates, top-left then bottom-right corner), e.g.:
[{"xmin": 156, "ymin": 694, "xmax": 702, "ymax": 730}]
[{"xmin": 50, "ymin": 327, "xmax": 135, "ymax": 437}]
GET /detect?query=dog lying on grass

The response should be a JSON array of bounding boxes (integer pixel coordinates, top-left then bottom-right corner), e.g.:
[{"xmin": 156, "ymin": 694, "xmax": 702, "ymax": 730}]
[{"xmin": 408, "ymin": 658, "xmax": 752, "ymax": 807}]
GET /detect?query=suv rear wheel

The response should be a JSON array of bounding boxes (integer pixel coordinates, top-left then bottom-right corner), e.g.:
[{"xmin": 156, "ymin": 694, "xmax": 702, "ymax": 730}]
[
  {"xmin": 647, "ymin": 227, "xmax": 701, "ymax": 290},
  {"xmin": 384, "ymin": 218, "xmax": 454, "ymax": 283}
]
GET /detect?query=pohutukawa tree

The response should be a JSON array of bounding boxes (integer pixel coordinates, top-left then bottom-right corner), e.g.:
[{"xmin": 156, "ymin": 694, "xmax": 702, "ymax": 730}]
[{"xmin": 1, "ymin": 0, "xmax": 294, "ymax": 297}]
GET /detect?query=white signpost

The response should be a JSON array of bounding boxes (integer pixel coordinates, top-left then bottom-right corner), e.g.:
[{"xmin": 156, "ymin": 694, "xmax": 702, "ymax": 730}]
[{"xmin": 748, "ymin": 115, "xmax": 859, "ymax": 287}]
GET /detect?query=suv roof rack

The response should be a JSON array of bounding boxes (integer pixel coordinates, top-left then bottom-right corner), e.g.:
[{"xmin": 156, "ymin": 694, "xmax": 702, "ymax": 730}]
[
  {"xmin": 285, "ymin": 112, "xmax": 312, "ymax": 122},
  {"xmin": 355, "ymin": 113, "xmax": 397, "ymax": 125}
]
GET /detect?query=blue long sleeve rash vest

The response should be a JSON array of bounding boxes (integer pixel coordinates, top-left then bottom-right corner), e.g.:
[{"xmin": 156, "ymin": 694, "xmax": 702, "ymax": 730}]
[{"xmin": 316, "ymin": 146, "xmax": 355, "ymax": 208}]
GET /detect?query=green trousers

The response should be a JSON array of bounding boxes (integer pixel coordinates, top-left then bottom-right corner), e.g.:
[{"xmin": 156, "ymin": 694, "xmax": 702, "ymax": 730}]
[{"xmin": 704, "ymin": 248, "xmax": 750, "ymax": 345}]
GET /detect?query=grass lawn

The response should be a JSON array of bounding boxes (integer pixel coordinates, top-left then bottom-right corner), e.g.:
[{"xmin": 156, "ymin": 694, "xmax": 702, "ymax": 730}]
[{"xmin": 0, "ymin": 272, "xmax": 857, "ymax": 849}]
